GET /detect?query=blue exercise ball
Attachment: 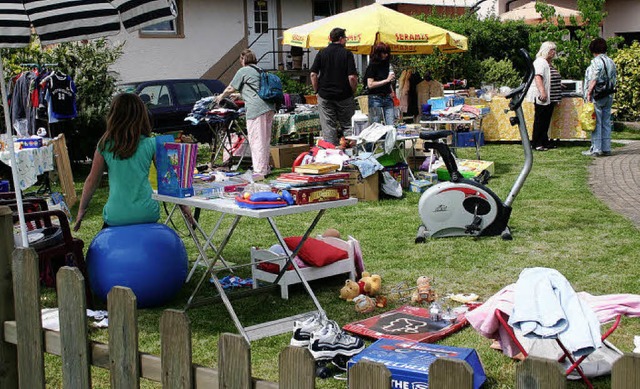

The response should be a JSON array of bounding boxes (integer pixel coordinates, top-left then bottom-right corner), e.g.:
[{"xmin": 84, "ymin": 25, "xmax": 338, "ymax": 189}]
[{"xmin": 87, "ymin": 223, "xmax": 188, "ymax": 308}]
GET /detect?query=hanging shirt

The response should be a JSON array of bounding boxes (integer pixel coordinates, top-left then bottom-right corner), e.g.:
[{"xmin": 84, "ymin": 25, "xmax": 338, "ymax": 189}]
[{"xmin": 46, "ymin": 72, "xmax": 77, "ymax": 121}]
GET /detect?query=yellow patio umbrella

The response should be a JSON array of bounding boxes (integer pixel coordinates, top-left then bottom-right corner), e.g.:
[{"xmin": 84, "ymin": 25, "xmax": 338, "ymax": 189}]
[{"xmin": 282, "ymin": 3, "xmax": 467, "ymax": 55}]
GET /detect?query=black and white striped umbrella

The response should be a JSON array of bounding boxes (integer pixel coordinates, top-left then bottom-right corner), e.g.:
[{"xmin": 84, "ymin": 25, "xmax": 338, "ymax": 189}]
[
  {"xmin": 0, "ymin": 0, "xmax": 177, "ymax": 247},
  {"xmin": 0, "ymin": 0, "xmax": 177, "ymax": 48}
]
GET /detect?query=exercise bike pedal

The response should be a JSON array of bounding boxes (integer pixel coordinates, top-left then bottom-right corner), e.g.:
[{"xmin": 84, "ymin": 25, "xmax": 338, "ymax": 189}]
[{"xmin": 415, "ymin": 225, "xmax": 427, "ymax": 244}]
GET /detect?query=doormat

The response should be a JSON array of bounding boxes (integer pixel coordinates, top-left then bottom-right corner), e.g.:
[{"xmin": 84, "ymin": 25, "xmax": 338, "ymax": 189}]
[{"xmin": 342, "ymin": 305, "xmax": 469, "ymax": 343}]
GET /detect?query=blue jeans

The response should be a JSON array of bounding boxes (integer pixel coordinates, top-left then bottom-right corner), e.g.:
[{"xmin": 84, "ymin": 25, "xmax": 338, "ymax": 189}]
[
  {"xmin": 368, "ymin": 95, "xmax": 395, "ymax": 125},
  {"xmin": 591, "ymin": 95, "xmax": 613, "ymax": 153}
]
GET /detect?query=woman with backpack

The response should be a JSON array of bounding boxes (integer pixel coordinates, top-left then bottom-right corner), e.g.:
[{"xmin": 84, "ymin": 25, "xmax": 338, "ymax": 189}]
[
  {"xmin": 215, "ymin": 49, "xmax": 275, "ymax": 179},
  {"xmin": 582, "ymin": 37, "xmax": 617, "ymax": 157}
]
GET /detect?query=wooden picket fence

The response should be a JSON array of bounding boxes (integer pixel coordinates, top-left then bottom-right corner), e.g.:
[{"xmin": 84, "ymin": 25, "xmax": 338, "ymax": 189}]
[{"xmin": 1, "ymin": 206, "xmax": 639, "ymax": 388}]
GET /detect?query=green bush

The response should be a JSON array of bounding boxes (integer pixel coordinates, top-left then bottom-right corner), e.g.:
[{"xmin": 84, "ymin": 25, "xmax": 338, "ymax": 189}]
[
  {"xmin": 274, "ymin": 71, "xmax": 314, "ymax": 95},
  {"xmin": 479, "ymin": 58, "xmax": 522, "ymax": 88},
  {"xmin": 612, "ymin": 41, "xmax": 640, "ymax": 121}
]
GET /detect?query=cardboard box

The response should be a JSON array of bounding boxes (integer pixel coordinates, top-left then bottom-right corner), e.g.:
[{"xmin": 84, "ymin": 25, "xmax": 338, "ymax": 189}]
[
  {"xmin": 17, "ymin": 138, "xmax": 43, "ymax": 148},
  {"xmin": 436, "ymin": 159, "xmax": 494, "ymax": 181},
  {"xmin": 286, "ymin": 184, "xmax": 350, "ymax": 205},
  {"xmin": 348, "ymin": 339, "xmax": 486, "ymax": 389},
  {"xmin": 456, "ymin": 131, "xmax": 485, "ymax": 148},
  {"xmin": 409, "ymin": 178, "xmax": 436, "ymax": 193},
  {"xmin": 345, "ymin": 168, "xmax": 379, "ymax": 201},
  {"xmin": 269, "ymin": 144, "xmax": 310, "ymax": 168}
]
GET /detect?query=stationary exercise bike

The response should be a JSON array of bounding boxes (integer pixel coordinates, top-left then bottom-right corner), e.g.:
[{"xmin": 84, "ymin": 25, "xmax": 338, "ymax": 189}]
[{"xmin": 415, "ymin": 49, "xmax": 535, "ymax": 243}]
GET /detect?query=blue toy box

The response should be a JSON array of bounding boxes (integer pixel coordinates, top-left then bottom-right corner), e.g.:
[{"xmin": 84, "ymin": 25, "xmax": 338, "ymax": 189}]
[
  {"xmin": 456, "ymin": 131, "xmax": 484, "ymax": 148},
  {"xmin": 347, "ymin": 339, "xmax": 486, "ymax": 389}
]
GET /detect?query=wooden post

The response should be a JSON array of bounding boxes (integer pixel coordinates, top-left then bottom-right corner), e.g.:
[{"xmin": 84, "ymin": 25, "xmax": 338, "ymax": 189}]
[
  {"xmin": 612, "ymin": 353, "xmax": 640, "ymax": 389},
  {"xmin": 279, "ymin": 346, "xmax": 315, "ymax": 389},
  {"xmin": 516, "ymin": 357, "xmax": 565, "ymax": 389},
  {"xmin": 57, "ymin": 267, "xmax": 90, "ymax": 388},
  {"xmin": 0, "ymin": 206, "xmax": 18, "ymax": 387},
  {"xmin": 348, "ymin": 360, "xmax": 391, "ymax": 389},
  {"xmin": 430, "ymin": 358, "xmax": 473, "ymax": 389},
  {"xmin": 219, "ymin": 333, "xmax": 252, "ymax": 389},
  {"xmin": 108, "ymin": 286, "xmax": 139, "ymax": 389},
  {"xmin": 51, "ymin": 133, "xmax": 77, "ymax": 207},
  {"xmin": 160, "ymin": 309, "xmax": 192, "ymax": 388},
  {"xmin": 12, "ymin": 247, "xmax": 45, "ymax": 389}
]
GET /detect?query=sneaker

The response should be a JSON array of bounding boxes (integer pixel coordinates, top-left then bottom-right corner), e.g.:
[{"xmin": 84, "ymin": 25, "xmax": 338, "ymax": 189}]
[
  {"xmin": 601, "ymin": 151, "xmax": 612, "ymax": 156},
  {"xmin": 291, "ymin": 313, "xmax": 326, "ymax": 347},
  {"xmin": 582, "ymin": 150, "xmax": 602, "ymax": 157},
  {"xmin": 308, "ymin": 320, "xmax": 365, "ymax": 360}
]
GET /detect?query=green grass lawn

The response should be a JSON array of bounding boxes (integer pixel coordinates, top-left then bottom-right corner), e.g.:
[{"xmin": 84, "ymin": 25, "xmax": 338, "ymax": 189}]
[{"xmin": 40, "ymin": 134, "xmax": 640, "ymax": 388}]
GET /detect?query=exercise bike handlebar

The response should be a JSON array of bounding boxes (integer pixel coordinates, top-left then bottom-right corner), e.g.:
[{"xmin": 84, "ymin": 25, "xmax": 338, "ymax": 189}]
[{"xmin": 506, "ymin": 49, "xmax": 535, "ymax": 112}]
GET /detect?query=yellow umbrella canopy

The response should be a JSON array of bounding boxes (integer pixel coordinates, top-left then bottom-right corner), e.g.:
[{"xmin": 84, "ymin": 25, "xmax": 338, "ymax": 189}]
[{"xmin": 282, "ymin": 3, "xmax": 467, "ymax": 55}]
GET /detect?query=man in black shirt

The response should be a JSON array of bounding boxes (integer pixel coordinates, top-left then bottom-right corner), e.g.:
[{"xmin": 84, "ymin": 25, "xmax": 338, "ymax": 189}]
[{"xmin": 310, "ymin": 27, "xmax": 358, "ymax": 146}]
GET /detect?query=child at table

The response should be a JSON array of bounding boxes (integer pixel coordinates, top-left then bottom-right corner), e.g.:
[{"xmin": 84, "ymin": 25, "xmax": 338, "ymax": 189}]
[{"xmin": 74, "ymin": 93, "xmax": 194, "ymax": 230}]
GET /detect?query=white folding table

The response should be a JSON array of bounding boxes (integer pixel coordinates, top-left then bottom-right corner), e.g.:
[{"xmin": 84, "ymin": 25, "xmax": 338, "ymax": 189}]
[{"xmin": 154, "ymin": 194, "xmax": 357, "ymax": 342}]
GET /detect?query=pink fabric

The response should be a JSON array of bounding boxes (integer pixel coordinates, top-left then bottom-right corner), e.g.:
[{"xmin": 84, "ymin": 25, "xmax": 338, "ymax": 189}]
[
  {"xmin": 465, "ymin": 285, "xmax": 640, "ymax": 357},
  {"xmin": 246, "ymin": 110, "xmax": 274, "ymax": 176}
]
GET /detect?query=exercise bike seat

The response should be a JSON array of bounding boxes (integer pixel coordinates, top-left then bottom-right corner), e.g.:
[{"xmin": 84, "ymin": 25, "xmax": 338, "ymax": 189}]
[{"xmin": 419, "ymin": 130, "xmax": 452, "ymax": 141}]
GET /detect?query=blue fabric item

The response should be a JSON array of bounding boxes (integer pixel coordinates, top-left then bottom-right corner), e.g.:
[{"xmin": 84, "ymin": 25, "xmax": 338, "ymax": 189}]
[
  {"xmin": 508, "ymin": 267, "xmax": 602, "ymax": 358},
  {"xmin": 349, "ymin": 152, "xmax": 384, "ymax": 178},
  {"xmin": 368, "ymin": 94, "xmax": 395, "ymax": 126}
]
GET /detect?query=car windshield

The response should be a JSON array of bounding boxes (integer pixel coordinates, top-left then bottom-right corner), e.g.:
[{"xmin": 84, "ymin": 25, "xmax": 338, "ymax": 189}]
[{"xmin": 116, "ymin": 83, "xmax": 138, "ymax": 94}]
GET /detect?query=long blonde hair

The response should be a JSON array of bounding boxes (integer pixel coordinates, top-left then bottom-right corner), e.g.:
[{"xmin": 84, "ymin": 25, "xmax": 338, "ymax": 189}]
[{"xmin": 98, "ymin": 93, "xmax": 152, "ymax": 159}]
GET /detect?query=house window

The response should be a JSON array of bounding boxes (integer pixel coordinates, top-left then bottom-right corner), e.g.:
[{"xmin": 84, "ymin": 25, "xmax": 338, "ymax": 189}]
[
  {"xmin": 139, "ymin": 0, "xmax": 184, "ymax": 38},
  {"xmin": 313, "ymin": 0, "xmax": 339, "ymax": 21},
  {"xmin": 253, "ymin": 0, "xmax": 269, "ymax": 34}
]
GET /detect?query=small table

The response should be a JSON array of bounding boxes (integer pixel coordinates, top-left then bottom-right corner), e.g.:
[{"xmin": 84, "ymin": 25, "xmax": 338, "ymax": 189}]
[
  {"xmin": 272, "ymin": 112, "xmax": 320, "ymax": 143},
  {"xmin": 419, "ymin": 119, "xmax": 482, "ymax": 159},
  {"xmin": 154, "ymin": 193, "xmax": 357, "ymax": 343},
  {"xmin": 346, "ymin": 133, "xmax": 420, "ymax": 181},
  {"xmin": 0, "ymin": 143, "xmax": 54, "ymax": 190}
]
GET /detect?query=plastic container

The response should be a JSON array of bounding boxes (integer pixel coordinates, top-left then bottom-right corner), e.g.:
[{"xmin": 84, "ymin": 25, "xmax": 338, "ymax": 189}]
[{"xmin": 351, "ymin": 110, "xmax": 369, "ymax": 136}]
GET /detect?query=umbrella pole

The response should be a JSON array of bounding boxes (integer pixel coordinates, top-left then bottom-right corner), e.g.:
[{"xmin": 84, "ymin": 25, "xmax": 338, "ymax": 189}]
[{"xmin": 0, "ymin": 54, "xmax": 29, "ymax": 248}]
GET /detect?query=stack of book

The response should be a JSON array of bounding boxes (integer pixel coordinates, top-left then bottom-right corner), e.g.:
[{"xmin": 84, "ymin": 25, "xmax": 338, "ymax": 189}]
[{"xmin": 271, "ymin": 163, "xmax": 350, "ymax": 205}]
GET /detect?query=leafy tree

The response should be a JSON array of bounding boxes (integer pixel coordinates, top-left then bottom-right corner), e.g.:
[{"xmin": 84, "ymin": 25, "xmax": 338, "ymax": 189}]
[
  {"xmin": 528, "ymin": 0, "xmax": 622, "ymax": 80},
  {"xmin": 480, "ymin": 58, "xmax": 522, "ymax": 88}
]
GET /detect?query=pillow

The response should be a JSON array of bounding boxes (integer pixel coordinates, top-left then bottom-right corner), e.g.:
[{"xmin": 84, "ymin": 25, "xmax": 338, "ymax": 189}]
[{"xmin": 284, "ymin": 236, "xmax": 348, "ymax": 267}]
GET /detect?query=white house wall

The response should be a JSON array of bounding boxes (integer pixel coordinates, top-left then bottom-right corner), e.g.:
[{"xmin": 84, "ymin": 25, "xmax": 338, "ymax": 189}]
[
  {"xmin": 110, "ymin": 0, "xmax": 244, "ymax": 83},
  {"xmin": 604, "ymin": 0, "xmax": 640, "ymax": 38}
]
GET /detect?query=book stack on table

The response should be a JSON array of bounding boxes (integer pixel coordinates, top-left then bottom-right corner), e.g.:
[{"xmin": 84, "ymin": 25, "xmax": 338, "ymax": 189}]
[{"xmin": 270, "ymin": 163, "xmax": 351, "ymax": 205}]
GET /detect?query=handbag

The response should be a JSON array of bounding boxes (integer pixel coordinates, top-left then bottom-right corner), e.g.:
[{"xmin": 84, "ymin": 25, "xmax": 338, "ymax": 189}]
[
  {"xmin": 580, "ymin": 102, "xmax": 596, "ymax": 132},
  {"xmin": 593, "ymin": 58, "xmax": 616, "ymax": 100}
]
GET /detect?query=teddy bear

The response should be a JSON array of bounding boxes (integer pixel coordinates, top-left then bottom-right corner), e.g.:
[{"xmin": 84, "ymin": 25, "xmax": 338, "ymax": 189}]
[
  {"xmin": 358, "ymin": 271, "xmax": 382, "ymax": 296},
  {"xmin": 339, "ymin": 279, "xmax": 361, "ymax": 301},
  {"xmin": 339, "ymin": 272, "xmax": 382, "ymax": 301},
  {"xmin": 411, "ymin": 276, "xmax": 437, "ymax": 304}
]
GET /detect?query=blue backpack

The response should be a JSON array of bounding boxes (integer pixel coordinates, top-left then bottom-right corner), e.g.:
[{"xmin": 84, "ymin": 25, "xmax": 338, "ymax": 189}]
[{"xmin": 250, "ymin": 65, "xmax": 284, "ymax": 104}]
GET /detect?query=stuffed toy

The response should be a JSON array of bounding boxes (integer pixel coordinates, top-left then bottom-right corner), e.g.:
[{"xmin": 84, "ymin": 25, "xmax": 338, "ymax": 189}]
[
  {"xmin": 411, "ymin": 276, "xmax": 437, "ymax": 304},
  {"xmin": 322, "ymin": 228, "xmax": 341, "ymax": 239},
  {"xmin": 358, "ymin": 271, "xmax": 382, "ymax": 296},
  {"xmin": 353, "ymin": 294, "xmax": 376, "ymax": 313},
  {"xmin": 339, "ymin": 279, "xmax": 361, "ymax": 301}
]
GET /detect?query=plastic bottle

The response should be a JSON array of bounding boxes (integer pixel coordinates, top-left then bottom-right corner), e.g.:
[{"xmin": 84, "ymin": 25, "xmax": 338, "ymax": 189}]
[{"xmin": 351, "ymin": 110, "xmax": 369, "ymax": 136}]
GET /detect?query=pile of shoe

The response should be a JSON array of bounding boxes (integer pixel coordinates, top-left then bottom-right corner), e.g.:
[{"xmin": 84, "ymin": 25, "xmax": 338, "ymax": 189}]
[{"xmin": 291, "ymin": 313, "xmax": 365, "ymax": 361}]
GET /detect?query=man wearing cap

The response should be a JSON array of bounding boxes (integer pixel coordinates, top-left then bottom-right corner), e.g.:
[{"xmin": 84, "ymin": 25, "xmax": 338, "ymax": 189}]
[{"xmin": 310, "ymin": 27, "xmax": 358, "ymax": 146}]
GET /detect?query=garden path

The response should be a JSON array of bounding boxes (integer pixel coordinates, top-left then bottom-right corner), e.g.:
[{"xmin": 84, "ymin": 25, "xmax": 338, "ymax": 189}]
[{"xmin": 587, "ymin": 140, "xmax": 640, "ymax": 229}]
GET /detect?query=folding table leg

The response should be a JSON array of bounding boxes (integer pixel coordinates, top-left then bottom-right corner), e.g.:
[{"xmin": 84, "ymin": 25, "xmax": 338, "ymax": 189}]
[{"xmin": 184, "ymin": 215, "xmax": 241, "ymax": 310}]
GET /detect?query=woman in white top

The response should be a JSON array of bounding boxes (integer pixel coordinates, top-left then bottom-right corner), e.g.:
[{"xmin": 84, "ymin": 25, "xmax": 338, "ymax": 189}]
[{"xmin": 527, "ymin": 41, "xmax": 562, "ymax": 151}]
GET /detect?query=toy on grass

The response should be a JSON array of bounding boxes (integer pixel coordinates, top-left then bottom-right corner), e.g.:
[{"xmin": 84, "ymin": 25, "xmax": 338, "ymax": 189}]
[
  {"xmin": 411, "ymin": 276, "xmax": 437, "ymax": 304},
  {"xmin": 339, "ymin": 279, "xmax": 360, "ymax": 301},
  {"xmin": 322, "ymin": 228, "xmax": 341, "ymax": 239},
  {"xmin": 359, "ymin": 271, "xmax": 382, "ymax": 296},
  {"xmin": 353, "ymin": 294, "xmax": 376, "ymax": 313},
  {"xmin": 87, "ymin": 223, "xmax": 188, "ymax": 308},
  {"xmin": 339, "ymin": 271, "xmax": 382, "ymax": 301}
]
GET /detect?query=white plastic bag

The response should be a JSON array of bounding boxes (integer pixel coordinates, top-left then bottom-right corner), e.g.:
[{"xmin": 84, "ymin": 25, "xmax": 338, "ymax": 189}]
[{"xmin": 381, "ymin": 171, "xmax": 402, "ymax": 198}]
